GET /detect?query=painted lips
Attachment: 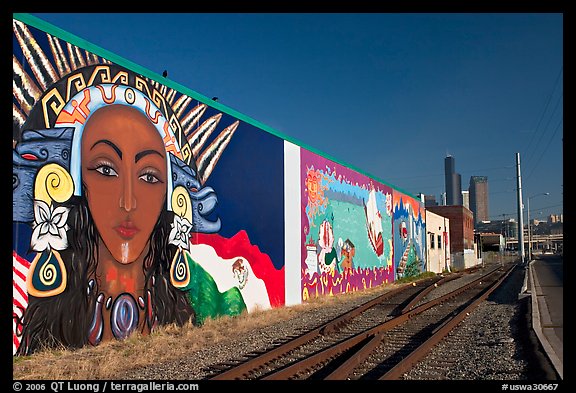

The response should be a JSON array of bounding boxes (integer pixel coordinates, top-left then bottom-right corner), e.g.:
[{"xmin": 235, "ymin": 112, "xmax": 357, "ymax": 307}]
[{"xmin": 114, "ymin": 221, "xmax": 140, "ymax": 239}]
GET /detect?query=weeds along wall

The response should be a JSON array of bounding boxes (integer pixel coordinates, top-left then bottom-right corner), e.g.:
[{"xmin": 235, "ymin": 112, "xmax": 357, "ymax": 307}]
[{"xmin": 12, "ymin": 14, "xmax": 426, "ymax": 356}]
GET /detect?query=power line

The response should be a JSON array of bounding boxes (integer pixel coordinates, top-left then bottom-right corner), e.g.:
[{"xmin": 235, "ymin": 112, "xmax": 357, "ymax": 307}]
[
  {"xmin": 386, "ymin": 173, "xmax": 444, "ymax": 181},
  {"xmin": 387, "ymin": 165, "xmax": 513, "ymax": 182},
  {"xmin": 525, "ymin": 202, "xmax": 563, "ymax": 212},
  {"xmin": 459, "ymin": 165, "xmax": 515, "ymax": 174},
  {"xmin": 525, "ymin": 118, "xmax": 563, "ymax": 181},
  {"xmin": 528, "ymin": 89, "xmax": 562, "ymax": 162},
  {"xmin": 489, "ymin": 190, "xmax": 516, "ymax": 196},
  {"xmin": 523, "ymin": 65, "xmax": 563, "ymax": 159},
  {"xmin": 487, "ymin": 194, "xmax": 562, "ymax": 217},
  {"xmin": 524, "ymin": 89, "xmax": 563, "ymax": 176},
  {"xmin": 488, "ymin": 177, "xmax": 515, "ymax": 184},
  {"xmin": 490, "ymin": 201, "xmax": 563, "ymax": 220}
]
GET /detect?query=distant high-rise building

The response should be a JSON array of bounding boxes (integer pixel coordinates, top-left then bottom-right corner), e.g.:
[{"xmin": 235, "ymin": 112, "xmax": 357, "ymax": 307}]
[
  {"xmin": 469, "ymin": 176, "xmax": 489, "ymax": 223},
  {"xmin": 548, "ymin": 214, "xmax": 563, "ymax": 224},
  {"xmin": 461, "ymin": 190, "xmax": 470, "ymax": 209},
  {"xmin": 424, "ymin": 194, "xmax": 438, "ymax": 207},
  {"xmin": 444, "ymin": 155, "xmax": 463, "ymax": 205}
]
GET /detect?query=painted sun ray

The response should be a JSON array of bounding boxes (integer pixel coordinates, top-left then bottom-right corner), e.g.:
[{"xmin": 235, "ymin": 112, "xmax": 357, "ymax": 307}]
[
  {"xmin": 150, "ymin": 80, "xmax": 164, "ymax": 96},
  {"xmin": 13, "ymin": 20, "xmax": 58, "ymax": 91},
  {"xmin": 166, "ymin": 88, "xmax": 176, "ymax": 106},
  {"xmin": 172, "ymin": 95, "xmax": 192, "ymax": 118},
  {"xmin": 180, "ymin": 103, "xmax": 207, "ymax": 137},
  {"xmin": 187, "ymin": 113, "xmax": 222, "ymax": 158},
  {"xmin": 196, "ymin": 120, "xmax": 239, "ymax": 184},
  {"xmin": 13, "ymin": 56, "xmax": 41, "ymax": 115},
  {"xmin": 66, "ymin": 43, "xmax": 86, "ymax": 71},
  {"xmin": 46, "ymin": 34, "xmax": 71, "ymax": 78},
  {"xmin": 85, "ymin": 51, "xmax": 101, "ymax": 66}
]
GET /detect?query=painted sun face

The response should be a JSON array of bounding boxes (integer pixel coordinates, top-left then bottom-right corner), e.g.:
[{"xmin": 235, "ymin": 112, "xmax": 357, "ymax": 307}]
[
  {"xmin": 306, "ymin": 170, "xmax": 320, "ymax": 203},
  {"xmin": 305, "ymin": 168, "xmax": 328, "ymax": 222},
  {"xmin": 81, "ymin": 104, "xmax": 167, "ymax": 264}
]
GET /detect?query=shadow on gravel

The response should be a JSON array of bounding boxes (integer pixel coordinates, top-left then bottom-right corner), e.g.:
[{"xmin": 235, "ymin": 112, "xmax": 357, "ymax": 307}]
[{"xmin": 487, "ymin": 265, "xmax": 560, "ymax": 380}]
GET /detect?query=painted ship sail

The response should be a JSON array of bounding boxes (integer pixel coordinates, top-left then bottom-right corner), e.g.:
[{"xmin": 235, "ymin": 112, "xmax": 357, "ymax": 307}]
[{"xmin": 364, "ymin": 188, "xmax": 384, "ymax": 257}]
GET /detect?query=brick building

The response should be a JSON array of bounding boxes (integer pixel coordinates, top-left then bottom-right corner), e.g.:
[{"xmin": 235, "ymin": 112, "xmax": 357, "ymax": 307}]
[{"xmin": 427, "ymin": 205, "xmax": 479, "ymax": 270}]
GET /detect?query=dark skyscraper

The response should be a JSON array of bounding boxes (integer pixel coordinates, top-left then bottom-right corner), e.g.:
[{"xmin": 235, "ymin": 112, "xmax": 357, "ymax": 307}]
[
  {"xmin": 444, "ymin": 155, "xmax": 462, "ymax": 205},
  {"xmin": 469, "ymin": 176, "xmax": 489, "ymax": 223}
]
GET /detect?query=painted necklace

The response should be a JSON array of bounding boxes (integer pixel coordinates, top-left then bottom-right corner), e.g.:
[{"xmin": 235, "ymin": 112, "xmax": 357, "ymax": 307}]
[{"xmin": 87, "ymin": 278, "xmax": 149, "ymax": 345}]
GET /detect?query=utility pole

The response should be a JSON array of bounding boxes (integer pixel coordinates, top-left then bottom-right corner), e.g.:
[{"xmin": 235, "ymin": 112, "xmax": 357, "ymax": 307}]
[
  {"xmin": 501, "ymin": 213, "xmax": 507, "ymax": 256},
  {"xmin": 516, "ymin": 153, "xmax": 525, "ymax": 263},
  {"xmin": 527, "ymin": 192, "xmax": 550, "ymax": 261}
]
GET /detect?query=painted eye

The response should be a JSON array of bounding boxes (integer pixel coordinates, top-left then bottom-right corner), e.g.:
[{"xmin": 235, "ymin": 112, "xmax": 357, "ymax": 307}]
[
  {"xmin": 95, "ymin": 164, "xmax": 118, "ymax": 177},
  {"xmin": 139, "ymin": 173, "xmax": 160, "ymax": 184}
]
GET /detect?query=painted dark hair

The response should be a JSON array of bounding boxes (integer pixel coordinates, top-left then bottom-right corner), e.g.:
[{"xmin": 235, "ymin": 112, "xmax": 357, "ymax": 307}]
[
  {"xmin": 143, "ymin": 207, "xmax": 196, "ymax": 328},
  {"xmin": 16, "ymin": 186, "xmax": 195, "ymax": 355}
]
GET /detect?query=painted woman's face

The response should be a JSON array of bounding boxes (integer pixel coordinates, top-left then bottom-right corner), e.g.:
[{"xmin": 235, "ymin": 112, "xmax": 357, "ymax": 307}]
[{"xmin": 81, "ymin": 104, "xmax": 167, "ymax": 264}]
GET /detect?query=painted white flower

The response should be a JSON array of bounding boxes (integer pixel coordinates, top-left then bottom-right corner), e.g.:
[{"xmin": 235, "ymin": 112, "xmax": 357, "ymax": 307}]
[
  {"xmin": 169, "ymin": 215, "xmax": 192, "ymax": 250},
  {"xmin": 31, "ymin": 199, "xmax": 70, "ymax": 252}
]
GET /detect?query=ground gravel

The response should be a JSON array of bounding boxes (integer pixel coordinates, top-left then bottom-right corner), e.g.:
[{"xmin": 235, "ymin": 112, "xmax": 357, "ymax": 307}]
[
  {"xmin": 404, "ymin": 263, "xmax": 557, "ymax": 380},
  {"xmin": 119, "ymin": 262, "xmax": 559, "ymax": 381}
]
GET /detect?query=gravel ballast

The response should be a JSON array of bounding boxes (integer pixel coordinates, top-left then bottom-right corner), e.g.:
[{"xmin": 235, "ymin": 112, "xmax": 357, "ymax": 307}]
[{"xmin": 119, "ymin": 263, "xmax": 559, "ymax": 381}]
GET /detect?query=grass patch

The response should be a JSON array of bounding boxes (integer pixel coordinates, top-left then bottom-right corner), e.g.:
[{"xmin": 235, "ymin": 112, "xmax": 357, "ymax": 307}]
[
  {"xmin": 395, "ymin": 271, "xmax": 437, "ymax": 284},
  {"xmin": 12, "ymin": 275, "xmax": 421, "ymax": 379}
]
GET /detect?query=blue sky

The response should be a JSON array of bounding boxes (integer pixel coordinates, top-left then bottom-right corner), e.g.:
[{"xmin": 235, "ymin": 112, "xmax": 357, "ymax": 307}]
[{"xmin": 31, "ymin": 13, "xmax": 563, "ymax": 222}]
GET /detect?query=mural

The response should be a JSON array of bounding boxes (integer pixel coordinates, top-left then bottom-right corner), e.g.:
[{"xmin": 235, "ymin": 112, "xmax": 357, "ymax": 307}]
[
  {"xmin": 12, "ymin": 17, "xmax": 284, "ymax": 356},
  {"xmin": 300, "ymin": 149, "xmax": 395, "ymax": 301},
  {"xmin": 392, "ymin": 190, "xmax": 426, "ymax": 280},
  {"xmin": 12, "ymin": 15, "xmax": 431, "ymax": 358}
]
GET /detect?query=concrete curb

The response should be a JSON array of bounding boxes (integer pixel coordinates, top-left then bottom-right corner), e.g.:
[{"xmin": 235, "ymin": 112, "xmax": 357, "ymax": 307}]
[{"xmin": 527, "ymin": 261, "xmax": 563, "ymax": 380}]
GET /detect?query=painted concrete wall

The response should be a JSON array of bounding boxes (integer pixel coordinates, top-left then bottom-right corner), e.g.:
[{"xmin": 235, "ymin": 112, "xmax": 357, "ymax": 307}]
[
  {"xmin": 297, "ymin": 149, "xmax": 395, "ymax": 301},
  {"xmin": 12, "ymin": 15, "xmax": 426, "ymax": 355},
  {"xmin": 12, "ymin": 17, "xmax": 284, "ymax": 355},
  {"xmin": 393, "ymin": 191, "xmax": 427, "ymax": 279}
]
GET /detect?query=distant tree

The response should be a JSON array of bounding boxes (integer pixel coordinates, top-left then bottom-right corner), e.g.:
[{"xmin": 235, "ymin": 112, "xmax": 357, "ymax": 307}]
[{"xmin": 403, "ymin": 246, "xmax": 421, "ymax": 278}]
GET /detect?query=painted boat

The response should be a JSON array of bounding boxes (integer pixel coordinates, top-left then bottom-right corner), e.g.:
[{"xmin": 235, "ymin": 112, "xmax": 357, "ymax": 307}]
[{"xmin": 364, "ymin": 188, "xmax": 384, "ymax": 257}]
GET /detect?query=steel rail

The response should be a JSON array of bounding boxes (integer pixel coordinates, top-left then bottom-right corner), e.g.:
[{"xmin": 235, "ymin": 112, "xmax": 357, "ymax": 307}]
[
  {"xmin": 260, "ymin": 264, "xmax": 509, "ymax": 380},
  {"xmin": 380, "ymin": 262, "xmax": 518, "ymax": 379},
  {"xmin": 209, "ymin": 276, "xmax": 443, "ymax": 380}
]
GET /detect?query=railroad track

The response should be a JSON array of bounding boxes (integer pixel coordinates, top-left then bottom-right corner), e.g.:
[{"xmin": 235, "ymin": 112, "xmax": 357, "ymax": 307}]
[{"xmin": 206, "ymin": 263, "xmax": 515, "ymax": 380}]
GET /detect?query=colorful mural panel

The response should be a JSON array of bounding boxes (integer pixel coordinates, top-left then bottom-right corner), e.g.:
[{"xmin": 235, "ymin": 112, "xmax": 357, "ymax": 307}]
[
  {"xmin": 392, "ymin": 190, "xmax": 426, "ymax": 280},
  {"xmin": 12, "ymin": 14, "xmax": 430, "ymax": 358},
  {"xmin": 300, "ymin": 149, "xmax": 395, "ymax": 301},
  {"xmin": 12, "ymin": 17, "xmax": 284, "ymax": 355}
]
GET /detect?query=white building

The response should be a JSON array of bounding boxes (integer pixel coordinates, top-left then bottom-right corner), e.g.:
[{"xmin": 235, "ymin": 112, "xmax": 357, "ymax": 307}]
[
  {"xmin": 425, "ymin": 210, "xmax": 451, "ymax": 273},
  {"xmin": 461, "ymin": 190, "xmax": 469, "ymax": 209}
]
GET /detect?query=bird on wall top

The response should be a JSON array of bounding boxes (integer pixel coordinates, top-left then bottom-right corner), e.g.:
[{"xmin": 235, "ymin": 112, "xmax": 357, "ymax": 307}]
[{"xmin": 162, "ymin": 70, "xmax": 168, "ymax": 77}]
